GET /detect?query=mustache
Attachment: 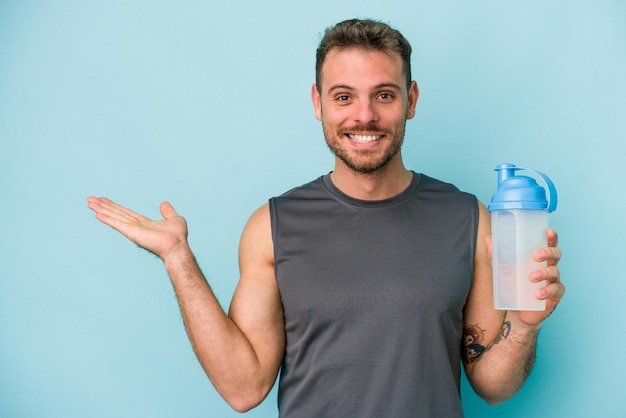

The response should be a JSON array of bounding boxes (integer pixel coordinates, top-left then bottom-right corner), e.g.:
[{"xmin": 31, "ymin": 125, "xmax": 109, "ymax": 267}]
[{"xmin": 337, "ymin": 124, "xmax": 391, "ymax": 136}]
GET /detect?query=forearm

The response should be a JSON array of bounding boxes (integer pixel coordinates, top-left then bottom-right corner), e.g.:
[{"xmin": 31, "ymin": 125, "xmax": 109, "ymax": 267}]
[
  {"xmin": 466, "ymin": 313, "xmax": 541, "ymax": 405},
  {"xmin": 87, "ymin": 197, "xmax": 277, "ymax": 410},
  {"xmin": 163, "ymin": 248, "xmax": 273, "ymax": 410}
]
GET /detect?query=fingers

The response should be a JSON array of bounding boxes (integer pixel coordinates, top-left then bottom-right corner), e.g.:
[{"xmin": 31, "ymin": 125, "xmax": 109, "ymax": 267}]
[
  {"xmin": 530, "ymin": 253, "xmax": 565, "ymax": 302},
  {"xmin": 547, "ymin": 228, "xmax": 559, "ymax": 248},
  {"xmin": 88, "ymin": 196, "xmax": 138, "ymax": 219},
  {"xmin": 87, "ymin": 196, "xmax": 151, "ymax": 235},
  {"xmin": 528, "ymin": 228, "xmax": 561, "ymax": 267},
  {"xmin": 531, "ymin": 263, "xmax": 564, "ymax": 300},
  {"xmin": 536, "ymin": 278, "xmax": 566, "ymax": 301},
  {"xmin": 530, "ymin": 265, "xmax": 559, "ymax": 283},
  {"xmin": 87, "ymin": 196, "xmax": 123, "ymax": 215},
  {"xmin": 533, "ymin": 246, "xmax": 561, "ymax": 267},
  {"xmin": 87, "ymin": 195, "xmax": 189, "ymax": 259}
]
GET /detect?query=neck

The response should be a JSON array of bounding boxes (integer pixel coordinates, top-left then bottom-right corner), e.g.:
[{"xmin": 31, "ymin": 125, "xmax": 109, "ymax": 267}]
[{"xmin": 330, "ymin": 155, "xmax": 413, "ymax": 200}]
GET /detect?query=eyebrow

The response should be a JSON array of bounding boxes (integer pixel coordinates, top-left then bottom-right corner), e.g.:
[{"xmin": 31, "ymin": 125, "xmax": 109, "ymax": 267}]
[{"xmin": 327, "ymin": 83, "xmax": 403, "ymax": 95}]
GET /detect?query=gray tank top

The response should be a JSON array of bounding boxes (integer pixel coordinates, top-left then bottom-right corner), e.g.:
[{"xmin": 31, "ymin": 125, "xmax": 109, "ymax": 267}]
[{"xmin": 269, "ymin": 173, "xmax": 478, "ymax": 417}]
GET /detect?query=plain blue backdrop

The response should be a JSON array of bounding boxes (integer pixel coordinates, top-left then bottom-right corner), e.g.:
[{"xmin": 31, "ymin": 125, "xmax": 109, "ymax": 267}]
[{"xmin": 1, "ymin": 1, "xmax": 624, "ymax": 417}]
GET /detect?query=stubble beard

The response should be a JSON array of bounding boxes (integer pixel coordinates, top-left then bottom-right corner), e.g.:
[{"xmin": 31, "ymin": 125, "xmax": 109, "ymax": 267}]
[{"xmin": 323, "ymin": 122, "xmax": 406, "ymax": 175}]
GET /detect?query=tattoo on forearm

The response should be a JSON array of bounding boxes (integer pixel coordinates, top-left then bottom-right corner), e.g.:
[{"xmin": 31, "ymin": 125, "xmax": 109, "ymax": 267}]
[
  {"xmin": 462, "ymin": 319, "xmax": 512, "ymax": 364},
  {"xmin": 492, "ymin": 321, "xmax": 511, "ymax": 346}
]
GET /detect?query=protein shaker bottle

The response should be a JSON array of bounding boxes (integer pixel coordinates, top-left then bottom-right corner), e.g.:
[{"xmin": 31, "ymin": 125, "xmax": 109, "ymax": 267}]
[{"xmin": 488, "ymin": 163, "xmax": 558, "ymax": 311}]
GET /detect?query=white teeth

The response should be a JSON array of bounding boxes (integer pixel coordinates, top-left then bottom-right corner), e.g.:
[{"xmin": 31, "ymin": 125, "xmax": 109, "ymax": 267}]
[{"xmin": 348, "ymin": 134, "xmax": 381, "ymax": 143}]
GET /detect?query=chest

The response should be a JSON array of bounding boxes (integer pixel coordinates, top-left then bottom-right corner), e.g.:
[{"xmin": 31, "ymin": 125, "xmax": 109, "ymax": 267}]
[{"xmin": 274, "ymin": 204, "xmax": 473, "ymax": 328}]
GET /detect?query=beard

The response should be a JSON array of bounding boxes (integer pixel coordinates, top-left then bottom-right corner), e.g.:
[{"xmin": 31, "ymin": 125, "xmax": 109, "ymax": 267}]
[{"xmin": 323, "ymin": 122, "xmax": 406, "ymax": 174}]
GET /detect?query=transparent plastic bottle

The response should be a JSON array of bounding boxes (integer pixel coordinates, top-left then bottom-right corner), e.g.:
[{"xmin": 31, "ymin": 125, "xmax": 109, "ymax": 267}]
[{"xmin": 488, "ymin": 163, "xmax": 558, "ymax": 311}]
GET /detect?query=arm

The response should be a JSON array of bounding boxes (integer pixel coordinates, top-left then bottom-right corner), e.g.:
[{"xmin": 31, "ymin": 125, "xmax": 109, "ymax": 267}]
[
  {"xmin": 87, "ymin": 197, "xmax": 284, "ymax": 412},
  {"xmin": 462, "ymin": 202, "xmax": 565, "ymax": 404}
]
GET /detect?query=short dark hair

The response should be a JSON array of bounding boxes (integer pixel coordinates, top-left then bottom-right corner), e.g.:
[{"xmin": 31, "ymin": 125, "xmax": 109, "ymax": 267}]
[{"xmin": 315, "ymin": 19, "xmax": 413, "ymax": 92}]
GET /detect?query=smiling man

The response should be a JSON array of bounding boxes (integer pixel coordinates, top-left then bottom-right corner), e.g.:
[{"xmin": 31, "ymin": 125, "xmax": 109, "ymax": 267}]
[
  {"xmin": 313, "ymin": 47, "xmax": 417, "ymax": 177},
  {"xmin": 87, "ymin": 18, "xmax": 565, "ymax": 417}
]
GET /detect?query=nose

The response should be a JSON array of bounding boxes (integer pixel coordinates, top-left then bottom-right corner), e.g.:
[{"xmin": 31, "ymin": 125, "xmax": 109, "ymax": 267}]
[{"xmin": 353, "ymin": 99, "xmax": 378, "ymax": 125}]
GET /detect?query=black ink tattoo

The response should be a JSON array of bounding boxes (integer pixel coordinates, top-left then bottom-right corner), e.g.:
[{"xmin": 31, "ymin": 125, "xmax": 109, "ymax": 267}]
[
  {"xmin": 462, "ymin": 317, "xmax": 511, "ymax": 364},
  {"xmin": 492, "ymin": 321, "xmax": 511, "ymax": 346}
]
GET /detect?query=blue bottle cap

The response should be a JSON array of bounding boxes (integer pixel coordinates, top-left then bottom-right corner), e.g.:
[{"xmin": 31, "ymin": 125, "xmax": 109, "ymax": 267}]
[{"xmin": 488, "ymin": 163, "xmax": 558, "ymax": 212}]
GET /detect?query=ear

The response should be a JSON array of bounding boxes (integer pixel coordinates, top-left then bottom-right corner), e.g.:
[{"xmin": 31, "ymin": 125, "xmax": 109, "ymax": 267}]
[
  {"xmin": 311, "ymin": 84, "xmax": 323, "ymax": 121},
  {"xmin": 406, "ymin": 81, "xmax": 419, "ymax": 120}
]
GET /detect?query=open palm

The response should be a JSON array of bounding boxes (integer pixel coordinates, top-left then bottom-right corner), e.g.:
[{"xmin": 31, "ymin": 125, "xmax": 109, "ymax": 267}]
[{"xmin": 87, "ymin": 197, "xmax": 188, "ymax": 260}]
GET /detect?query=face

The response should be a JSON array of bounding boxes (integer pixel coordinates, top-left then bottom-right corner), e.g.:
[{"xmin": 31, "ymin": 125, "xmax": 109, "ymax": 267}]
[{"xmin": 312, "ymin": 48, "xmax": 418, "ymax": 174}]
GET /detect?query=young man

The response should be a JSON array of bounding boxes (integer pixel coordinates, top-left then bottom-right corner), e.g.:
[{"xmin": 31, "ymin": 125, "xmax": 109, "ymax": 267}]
[{"xmin": 87, "ymin": 19, "xmax": 565, "ymax": 417}]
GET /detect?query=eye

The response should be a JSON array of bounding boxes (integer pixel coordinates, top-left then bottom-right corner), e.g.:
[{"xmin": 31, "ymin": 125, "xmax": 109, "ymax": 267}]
[
  {"xmin": 377, "ymin": 92, "xmax": 394, "ymax": 101},
  {"xmin": 335, "ymin": 94, "xmax": 351, "ymax": 102}
]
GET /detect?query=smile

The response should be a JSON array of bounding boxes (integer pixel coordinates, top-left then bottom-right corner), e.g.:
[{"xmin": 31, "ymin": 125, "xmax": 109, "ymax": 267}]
[{"xmin": 347, "ymin": 134, "xmax": 382, "ymax": 143}]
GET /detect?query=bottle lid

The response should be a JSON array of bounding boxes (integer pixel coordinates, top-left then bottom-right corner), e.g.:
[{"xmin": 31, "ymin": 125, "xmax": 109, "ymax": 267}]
[{"xmin": 488, "ymin": 163, "xmax": 558, "ymax": 212}]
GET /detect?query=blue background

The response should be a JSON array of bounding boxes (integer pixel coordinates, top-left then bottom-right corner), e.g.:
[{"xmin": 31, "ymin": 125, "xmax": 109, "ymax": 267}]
[{"xmin": 1, "ymin": 1, "xmax": 624, "ymax": 417}]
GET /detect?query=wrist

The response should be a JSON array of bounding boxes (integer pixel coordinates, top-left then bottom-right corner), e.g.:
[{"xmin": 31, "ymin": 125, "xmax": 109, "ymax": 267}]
[
  {"xmin": 506, "ymin": 311, "xmax": 542, "ymax": 334},
  {"xmin": 162, "ymin": 242, "xmax": 196, "ymax": 269}
]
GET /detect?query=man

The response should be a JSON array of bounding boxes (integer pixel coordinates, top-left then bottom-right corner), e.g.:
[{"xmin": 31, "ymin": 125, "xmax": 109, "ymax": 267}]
[{"xmin": 87, "ymin": 19, "xmax": 565, "ymax": 417}]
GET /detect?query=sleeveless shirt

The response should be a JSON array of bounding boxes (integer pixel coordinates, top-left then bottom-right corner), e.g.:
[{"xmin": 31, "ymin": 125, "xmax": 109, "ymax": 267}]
[{"xmin": 269, "ymin": 173, "xmax": 478, "ymax": 417}]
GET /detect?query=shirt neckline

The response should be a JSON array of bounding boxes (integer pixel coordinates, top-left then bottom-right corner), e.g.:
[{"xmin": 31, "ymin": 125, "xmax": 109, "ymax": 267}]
[{"xmin": 321, "ymin": 171, "xmax": 423, "ymax": 209}]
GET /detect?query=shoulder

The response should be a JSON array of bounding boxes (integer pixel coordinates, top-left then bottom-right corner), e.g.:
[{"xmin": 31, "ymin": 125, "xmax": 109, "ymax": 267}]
[
  {"xmin": 240, "ymin": 203, "xmax": 273, "ymax": 264},
  {"xmin": 418, "ymin": 174, "xmax": 475, "ymax": 198},
  {"xmin": 270, "ymin": 175, "xmax": 327, "ymax": 202},
  {"xmin": 414, "ymin": 174, "xmax": 479, "ymax": 219},
  {"xmin": 269, "ymin": 175, "xmax": 334, "ymax": 223}
]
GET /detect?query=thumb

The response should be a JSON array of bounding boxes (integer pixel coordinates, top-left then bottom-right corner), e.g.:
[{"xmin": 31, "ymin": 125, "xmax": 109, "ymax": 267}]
[{"xmin": 160, "ymin": 201, "xmax": 178, "ymax": 219}]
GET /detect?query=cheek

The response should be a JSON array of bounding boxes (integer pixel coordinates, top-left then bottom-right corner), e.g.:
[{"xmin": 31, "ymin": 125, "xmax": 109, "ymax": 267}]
[{"xmin": 321, "ymin": 107, "xmax": 348, "ymax": 127}]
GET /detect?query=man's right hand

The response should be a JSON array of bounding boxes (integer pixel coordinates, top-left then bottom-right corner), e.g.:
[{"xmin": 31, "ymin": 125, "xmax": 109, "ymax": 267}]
[
  {"xmin": 87, "ymin": 197, "xmax": 284, "ymax": 411},
  {"xmin": 87, "ymin": 197, "xmax": 189, "ymax": 261}
]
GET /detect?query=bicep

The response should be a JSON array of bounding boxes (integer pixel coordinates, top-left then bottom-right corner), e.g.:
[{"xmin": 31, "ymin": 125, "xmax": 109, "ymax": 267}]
[{"xmin": 228, "ymin": 204, "xmax": 285, "ymax": 376}]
